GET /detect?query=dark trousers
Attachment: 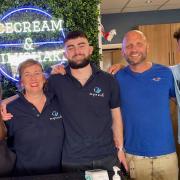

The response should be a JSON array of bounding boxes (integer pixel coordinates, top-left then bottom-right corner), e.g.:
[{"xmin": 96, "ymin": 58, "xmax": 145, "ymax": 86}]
[{"xmin": 62, "ymin": 154, "xmax": 119, "ymax": 173}]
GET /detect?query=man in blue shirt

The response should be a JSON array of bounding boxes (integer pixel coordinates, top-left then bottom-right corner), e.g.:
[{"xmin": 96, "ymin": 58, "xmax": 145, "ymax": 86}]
[{"xmin": 115, "ymin": 30, "xmax": 178, "ymax": 180}]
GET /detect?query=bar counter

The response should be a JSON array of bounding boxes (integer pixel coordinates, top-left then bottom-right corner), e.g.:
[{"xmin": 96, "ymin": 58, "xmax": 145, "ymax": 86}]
[{"xmin": 1, "ymin": 171, "xmax": 128, "ymax": 180}]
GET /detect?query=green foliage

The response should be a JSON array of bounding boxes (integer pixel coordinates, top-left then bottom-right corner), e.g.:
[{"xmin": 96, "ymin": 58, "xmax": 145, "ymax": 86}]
[
  {"xmin": 0, "ymin": 0, "xmax": 101, "ymax": 98},
  {"xmin": 1, "ymin": 76, "xmax": 17, "ymax": 98}
]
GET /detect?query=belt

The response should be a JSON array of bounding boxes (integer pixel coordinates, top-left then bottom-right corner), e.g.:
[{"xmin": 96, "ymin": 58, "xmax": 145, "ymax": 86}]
[
  {"xmin": 132, "ymin": 155, "xmax": 158, "ymax": 159},
  {"xmin": 141, "ymin": 156, "xmax": 158, "ymax": 159},
  {"xmin": 126, "ymin": 152, "xmax": 175, "ymax": 160}
]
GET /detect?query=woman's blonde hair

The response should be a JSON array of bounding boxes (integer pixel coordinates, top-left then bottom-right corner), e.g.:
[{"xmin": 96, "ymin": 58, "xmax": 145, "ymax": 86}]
[{"xmin": 18, "ymin": 59, "xmax": 43, "ymax": 79}]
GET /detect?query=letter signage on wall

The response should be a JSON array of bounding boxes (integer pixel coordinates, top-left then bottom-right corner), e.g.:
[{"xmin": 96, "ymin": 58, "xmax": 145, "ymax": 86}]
[{"xmin": 0, "ymin": 7, "xmax": 66, "ymax": 81}]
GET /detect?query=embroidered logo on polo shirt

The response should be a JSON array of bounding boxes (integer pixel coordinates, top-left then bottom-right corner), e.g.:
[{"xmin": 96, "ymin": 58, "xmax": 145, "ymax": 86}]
[
  {"xmin": 152, "ymin": 77, "xmax": 161, "ymax": 82},
  {"xmin": 94, "ymin": 87, "xmax": 101, "ymax": 93},
  {"xmin": 50, "ymin": 111, "xmax": 62, "ymax": 121},
  {"xmin": 89, "ymin": 87, "xmax": 104, "ymax": 97}
]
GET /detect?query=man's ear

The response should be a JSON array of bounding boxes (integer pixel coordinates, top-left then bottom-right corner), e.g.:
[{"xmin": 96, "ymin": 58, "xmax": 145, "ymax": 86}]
[
  {"xmin": 121, "ymin": 48, "xmax": 125, "ymax": 57},
  {"xmin": 63, "ymin": 51, "xmax": 67, "ymax": 59},
  {"xmin": 89, "ymin": 46, "xmax": 94, "ymax": 55},
  {"xmin": 146, "ymin": 43, "xmax": 150, "ymax": 53}
]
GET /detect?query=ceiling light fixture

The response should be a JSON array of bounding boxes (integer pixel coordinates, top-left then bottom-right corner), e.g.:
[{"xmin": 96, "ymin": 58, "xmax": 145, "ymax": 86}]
[{"xmin": 146, "ymin": 0, "xmax": 152, "ymax": 3}]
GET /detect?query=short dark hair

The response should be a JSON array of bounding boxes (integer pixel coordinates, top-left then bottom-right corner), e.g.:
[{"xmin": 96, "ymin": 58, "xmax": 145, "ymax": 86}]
[
  {"xmin": 173, "ymin": 28, "xmax": 180, "ymax": 41},
  {"xmin": 64, "ymin": 31, "xmax": 88, "ymax": 43}
]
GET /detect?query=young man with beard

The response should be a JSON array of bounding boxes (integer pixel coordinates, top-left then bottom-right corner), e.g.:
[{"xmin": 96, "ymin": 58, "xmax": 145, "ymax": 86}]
[
  {"xmin": 114, "ymin": 30, "xmax": 178, "ymax": 180},
  {"xmin": 47, "ymin": 31, "xmax": 127, "ymax": 172},
  {"xmin": 171, "ymin": 29, "xmax": 180, "ymax": 144}
]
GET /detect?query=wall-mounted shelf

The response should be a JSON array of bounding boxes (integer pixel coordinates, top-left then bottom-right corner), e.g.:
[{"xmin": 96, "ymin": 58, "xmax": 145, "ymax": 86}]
[{"xmin": 102, "ymin": 43, "xmax": 122, "ymax": 50}]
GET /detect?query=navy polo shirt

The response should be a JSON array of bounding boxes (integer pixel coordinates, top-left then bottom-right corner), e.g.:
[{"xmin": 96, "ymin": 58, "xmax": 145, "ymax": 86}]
[
  {"xmin": 47, "ymin": 63, "xmax": 120, "ymax": 163},
  {"xmin": 6, "ymin": 93, "xmax": 64, "ymax": 176}
]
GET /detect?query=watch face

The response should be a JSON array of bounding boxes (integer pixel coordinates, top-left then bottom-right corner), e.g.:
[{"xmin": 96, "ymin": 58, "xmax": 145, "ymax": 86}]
[{"xmin": 117, "ymin": 146, "xmax": 124, "ymax": 152}]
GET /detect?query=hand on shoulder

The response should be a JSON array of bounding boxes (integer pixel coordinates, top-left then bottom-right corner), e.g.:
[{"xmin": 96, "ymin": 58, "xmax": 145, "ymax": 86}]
[
  {"xmin": 51, "ymin": 64, "xmax": 66, "ymax": 75},
  {"xmin": 107, "ymin": 63, "xmax": 125, "ymax": 75}
]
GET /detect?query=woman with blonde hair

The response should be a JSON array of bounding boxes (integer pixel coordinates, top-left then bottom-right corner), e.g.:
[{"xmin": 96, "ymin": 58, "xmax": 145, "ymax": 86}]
[{"xmin": 5, "ymin": 59, "xmax": 64, "ymax": 176}]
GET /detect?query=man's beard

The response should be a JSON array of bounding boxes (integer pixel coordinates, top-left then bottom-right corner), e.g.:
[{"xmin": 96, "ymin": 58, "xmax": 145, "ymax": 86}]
[
  {"xmin": 68, "ymin": 57, "xmax": 90, "ymax": 69},
  {"xmin": 125, "ymin": 52, "xmax": 147, "ymax": 66}
]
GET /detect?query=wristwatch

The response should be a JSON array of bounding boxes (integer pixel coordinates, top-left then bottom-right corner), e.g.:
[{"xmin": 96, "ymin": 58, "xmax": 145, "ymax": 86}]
[{"xmin": 117, "ymin": 146, "xmax": 125, "ymax": 152}]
